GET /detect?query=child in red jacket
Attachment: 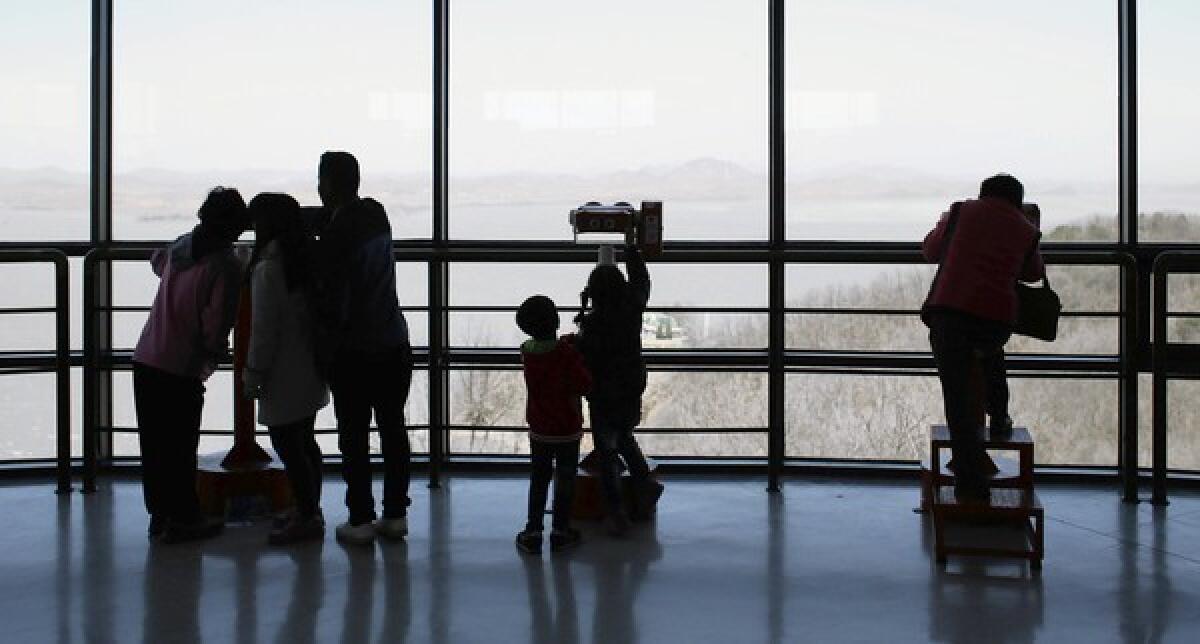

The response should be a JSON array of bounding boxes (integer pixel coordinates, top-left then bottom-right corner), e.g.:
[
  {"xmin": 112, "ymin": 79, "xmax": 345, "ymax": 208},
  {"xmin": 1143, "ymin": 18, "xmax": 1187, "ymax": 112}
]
[{"xmin": 515, "ymin": 295, "xmax": 592, "ymax": 554}]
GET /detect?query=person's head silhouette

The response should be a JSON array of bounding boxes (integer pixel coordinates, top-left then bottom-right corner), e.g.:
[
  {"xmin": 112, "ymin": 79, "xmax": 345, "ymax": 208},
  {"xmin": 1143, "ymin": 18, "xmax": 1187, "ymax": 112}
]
[
  {"xmin": 516, "ymin": 295, "xmax": 560, "ymax": 341},
  {"xmin": 979, "ymin": 174, "xmax": 1024, "ymax": 209},
  {"xmin": 197, "ymin": 186, "xmax": 249, "ymax": 241},
  {"xmin": 318, "ymin": 151, "xmax": 361, "ymax": 210},
  {"xmin": 585, "ymin": 264, "xmax": 627, "ymax": 313}
]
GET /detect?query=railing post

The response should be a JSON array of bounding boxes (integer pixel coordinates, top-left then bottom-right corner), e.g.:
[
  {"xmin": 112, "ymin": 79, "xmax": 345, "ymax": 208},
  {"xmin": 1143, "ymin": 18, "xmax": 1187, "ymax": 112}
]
[
  {"xmin": 53, "ymin": 253, "xmax": 72, "ymax": 494},
  {"xmin": 1150, "ymin": 255, "xmax": 1169, "ymax": 505}
]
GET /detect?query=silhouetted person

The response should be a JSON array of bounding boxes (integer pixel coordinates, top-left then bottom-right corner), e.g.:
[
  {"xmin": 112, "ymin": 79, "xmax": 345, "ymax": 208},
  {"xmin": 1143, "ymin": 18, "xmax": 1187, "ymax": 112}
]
[
  {"xmin": 133, "ymin": 186, "xmax": 249, "ymax": 543},
  {"xmin": 244, "ymin": 193, "xmax": 330, "ymax": 545},
  {"xmin": 312, "ymin": 151, "xmax": 413, "ymax": 545},
  {"xmin": 922, "ymin": 174, "xmax": 1044, "ymax": 502},
  {"xmin": 514, "ymin": 295, "xmax": 592, "ymax": 555},
  {"xmin": 575, "ymin": 244, "xmax": 663, "ymax": 535}
]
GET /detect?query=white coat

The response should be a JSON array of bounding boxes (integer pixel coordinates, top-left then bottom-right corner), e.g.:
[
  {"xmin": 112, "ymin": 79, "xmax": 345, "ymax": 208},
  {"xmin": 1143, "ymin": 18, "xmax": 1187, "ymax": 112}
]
[{"xmin": 244, "ymin": 241, "xmax": 330, "ymax": 426}]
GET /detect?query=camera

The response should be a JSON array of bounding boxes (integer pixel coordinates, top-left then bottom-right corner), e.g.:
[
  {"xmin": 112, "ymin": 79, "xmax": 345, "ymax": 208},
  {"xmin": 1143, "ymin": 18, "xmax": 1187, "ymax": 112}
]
[{"xmin": 569, "ymin": 200, "xmax": 663, "ymax": 256}]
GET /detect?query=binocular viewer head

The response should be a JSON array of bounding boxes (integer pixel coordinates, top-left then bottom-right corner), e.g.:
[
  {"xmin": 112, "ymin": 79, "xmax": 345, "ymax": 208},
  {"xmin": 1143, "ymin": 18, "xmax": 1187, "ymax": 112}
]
[{"xmin": 569, "ymin": 200, "xmax": 663, "ymax": 256}]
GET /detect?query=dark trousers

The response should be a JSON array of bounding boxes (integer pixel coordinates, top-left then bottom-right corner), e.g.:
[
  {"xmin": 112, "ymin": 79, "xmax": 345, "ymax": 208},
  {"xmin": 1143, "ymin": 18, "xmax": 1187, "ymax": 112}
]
[
  {"xmin": 592, "ymin": 407, "xmax": 651, "ymax": 515},
  {"xmin": 928, "ymin": 312, "xmax": 1011, "ymax": 489},
  {"xmin": 134, "ymin": 362, "xmax": 205, "ymax": 523},
  {"xmin": 330, "ymin": 344, "xmax": 413, "ymax": 524},
  {"xmin": 526, "ymin": 438, "xmax": 580, "ymax": 532},
  {"xmin": 268, "ymin": 415, "xmax": 323, "ymax": 518}
]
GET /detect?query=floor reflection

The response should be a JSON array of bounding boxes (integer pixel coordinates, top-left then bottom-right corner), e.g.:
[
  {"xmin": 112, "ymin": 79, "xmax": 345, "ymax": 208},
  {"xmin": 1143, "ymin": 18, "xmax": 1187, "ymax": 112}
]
[{"xmin": 17, "ymin": 478, "xmax": 1199, "ymax": 644}]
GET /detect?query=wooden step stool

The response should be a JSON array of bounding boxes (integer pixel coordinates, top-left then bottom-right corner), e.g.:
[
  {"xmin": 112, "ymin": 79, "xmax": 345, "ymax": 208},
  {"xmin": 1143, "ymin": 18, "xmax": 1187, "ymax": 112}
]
[
  {"xmin": 919, "ymin": 424, "xmax": 1035, "ymax": 512},
  {"xmin": 931, "ymin": 486, "xmax": 1044, "ymax": 568},
  {"xmin": 571, "ymin": 452, "xmax": 661, "ymax": 520}
]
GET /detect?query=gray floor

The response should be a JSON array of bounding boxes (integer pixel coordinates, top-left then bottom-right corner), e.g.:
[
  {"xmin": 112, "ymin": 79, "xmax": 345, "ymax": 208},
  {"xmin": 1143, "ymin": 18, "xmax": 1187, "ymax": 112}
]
[{"xmin": 3, "ymin": 474, "xmax": 1199, "ymax": 644}]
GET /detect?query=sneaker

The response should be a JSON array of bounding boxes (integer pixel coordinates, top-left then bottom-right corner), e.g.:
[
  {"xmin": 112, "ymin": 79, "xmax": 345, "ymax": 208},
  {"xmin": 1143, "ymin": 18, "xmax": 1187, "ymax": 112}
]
[
  {"xmin": 375, "ymin": 516, "xmax": 408, "ymax": 540},
  {"xmin": 516, "ymin": 529, "xmax": 543, "ymax": 555},
  {"xmin": 549, "ymin": 528, "xmax": 582, "ymax": 552},
  {"xmin": 148, "ymin": 515, "xmax": 168, "ymax": 539},
  {"xmin": 161, "ymin": 517, "xmax": 224, "ymax": 544},
  {"xmin": 335, "ymin": 520, "xmax": 377, "ymax": 545},
  {"xmin": 268, "ymin": 515, "xmax": 325, "ymax": 546}
]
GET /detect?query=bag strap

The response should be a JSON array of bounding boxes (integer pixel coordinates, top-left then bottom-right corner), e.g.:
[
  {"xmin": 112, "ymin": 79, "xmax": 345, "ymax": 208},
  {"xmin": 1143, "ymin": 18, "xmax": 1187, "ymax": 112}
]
[{"xmin": 1020, "ymin": 233, "xmax": 1049, "ymax": 287}]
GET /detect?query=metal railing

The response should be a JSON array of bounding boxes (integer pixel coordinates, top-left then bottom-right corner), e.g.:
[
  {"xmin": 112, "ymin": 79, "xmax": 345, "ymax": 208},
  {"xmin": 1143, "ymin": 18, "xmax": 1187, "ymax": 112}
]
[
  {"xmin": 1150, "ymin": 250, "xmax": 1200, "ymax": 504},
  {"xmin": 0, "ymin": 250, "xmax": 71, "ymax": 492},
  {"xmin": 65, "ymin": 242, "xmax": 1169, "ymax": 495}
]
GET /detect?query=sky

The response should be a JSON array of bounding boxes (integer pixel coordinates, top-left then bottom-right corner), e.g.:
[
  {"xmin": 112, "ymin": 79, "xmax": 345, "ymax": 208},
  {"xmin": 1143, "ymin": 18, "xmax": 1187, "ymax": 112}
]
[{"xmin": 0, "ymin": 0, "xmax": 1196, "ymax": 183}]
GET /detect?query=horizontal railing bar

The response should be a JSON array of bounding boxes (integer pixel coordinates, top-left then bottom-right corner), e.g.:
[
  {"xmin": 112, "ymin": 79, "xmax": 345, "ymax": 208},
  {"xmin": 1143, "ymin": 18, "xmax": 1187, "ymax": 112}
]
[
  {"xmin": 441, "ymin": 426, "xmax": 768, "ymax": 434},
  {"xmin": 0, "ymin": 307, "xmax": 58, "ymax": 315}
]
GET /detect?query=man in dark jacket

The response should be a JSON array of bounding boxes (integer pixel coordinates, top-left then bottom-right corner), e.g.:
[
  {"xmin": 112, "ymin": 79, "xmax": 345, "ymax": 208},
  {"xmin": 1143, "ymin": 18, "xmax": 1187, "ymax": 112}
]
[
  {"xmin": 922, "ymin": 174, "xmax": 1044, "ymax": 502},
  {"xmin": 576, "ymin": 245, "xmax": 663, "ymax": 534},
  {"xmin": 314, "ymin": 151, "xmax": 413, "ymax": 544}
]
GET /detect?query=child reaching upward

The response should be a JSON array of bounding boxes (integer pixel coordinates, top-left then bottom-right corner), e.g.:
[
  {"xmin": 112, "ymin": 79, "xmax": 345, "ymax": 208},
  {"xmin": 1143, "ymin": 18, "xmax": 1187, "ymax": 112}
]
[
  {"xmin": 515, "ymin": 295, "xmax": 592, "ymax": 555},
  {"xmin": 575, "ymin": 244, "xmax": 663, "ymax": 536}
]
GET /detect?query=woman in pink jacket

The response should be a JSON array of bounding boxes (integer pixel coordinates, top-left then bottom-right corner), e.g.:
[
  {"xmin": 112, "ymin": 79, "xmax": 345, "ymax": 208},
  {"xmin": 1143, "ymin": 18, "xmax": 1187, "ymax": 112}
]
[{"xmin": 133, "ymin": 187, "xmax": 249, "ymax": 543}]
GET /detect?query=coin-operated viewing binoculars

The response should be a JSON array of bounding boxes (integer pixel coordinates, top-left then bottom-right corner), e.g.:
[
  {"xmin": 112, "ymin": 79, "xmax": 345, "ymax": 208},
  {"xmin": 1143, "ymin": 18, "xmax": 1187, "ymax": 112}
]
[{"xmin": 569, "ymin": 200, "xmax": 663, "ymax": 258}]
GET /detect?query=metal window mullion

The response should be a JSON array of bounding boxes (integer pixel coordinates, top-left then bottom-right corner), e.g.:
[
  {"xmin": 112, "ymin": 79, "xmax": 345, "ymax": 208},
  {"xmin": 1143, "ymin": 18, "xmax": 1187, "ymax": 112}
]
[
  {"xmin": 428, "ymin": 0, "xmax": 451, "ymax": 488},
  {"xmin": 767, "ymin": 0, "xmax": 785, "ymax": 493},
  {"xmin": 1118, "ymin": 0, "xmax": 1141, "ymax": 502},
  {"xmin": 84, "ymin": 0, "xmax": 114, "ymax": 493}
]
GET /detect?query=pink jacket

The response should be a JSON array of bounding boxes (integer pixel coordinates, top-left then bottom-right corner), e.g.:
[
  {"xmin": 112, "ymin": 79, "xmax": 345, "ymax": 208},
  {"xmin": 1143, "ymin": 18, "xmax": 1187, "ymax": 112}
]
[
  {"xmin": 922, "ymin": 197, "xmax": 1044, "ymax": 325},
  {"xmin": 133, "ymin": 232, "xmax": 244, "ymax": 381}
]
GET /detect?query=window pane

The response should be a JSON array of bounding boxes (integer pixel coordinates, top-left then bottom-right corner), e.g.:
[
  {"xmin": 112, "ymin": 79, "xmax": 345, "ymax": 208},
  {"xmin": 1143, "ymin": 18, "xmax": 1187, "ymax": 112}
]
[
  {"xmin": 450, "ymin": 262, "xmax": 765, "ymax": 348},
  {"xmin": 451, "ymin": 0, "xmax": 767, "ymax": 240},
  {"xmin": 786, "ymin": 263, "xmax": 1120, "ymax": 354},
  {"xmin": 786, "ymin": 1, "xmax": 1117, "ymax": 241},
  {"xmin": 786, "ymin": 374, "xmax": 1116, "ymax": 465},
  {"xmin": 1139, "ymin": 1, "xmax": 1200, "ymax": 241},
  {"xmin": 0, "ymin": 371, "xmax": 81, "ymax": 461},
  {"xmin": 114, "ymin": 0, "xmax": 431, "ymax": 240},
  {"xmin": 0, "ymin": 3, "xmax": 89, "ymax": 241},
  {"xmin": 449, "ymin": 369, "xmax": 765, "ymax": 457}
]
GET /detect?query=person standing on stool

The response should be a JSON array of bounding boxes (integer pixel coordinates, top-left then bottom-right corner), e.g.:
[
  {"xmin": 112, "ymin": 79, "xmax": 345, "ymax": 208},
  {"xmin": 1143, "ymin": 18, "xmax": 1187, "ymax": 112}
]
[
  {"xmin": 312, "ymin": 151, "xmax": 413, "ymax": 545},
  {"xmin": 576, "ymin": 243, "xmax": 664, "ymax": 536},
  {"xmin": 921, "ymin": 174, "xmax": 1045, "ymax": 502}
]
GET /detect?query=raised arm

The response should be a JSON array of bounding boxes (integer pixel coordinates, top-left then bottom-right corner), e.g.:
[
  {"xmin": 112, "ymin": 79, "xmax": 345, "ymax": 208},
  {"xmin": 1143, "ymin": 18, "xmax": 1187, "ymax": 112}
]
[
  {"xmin": 150, "ymin": 247, "xmax": 168, "ymax": 277},
  {"xmin": 922, "ymin": 210, "xmax": 952, "ymax": 263},
  {"xmin": 199, "ymin": 258, "xmax": 243, "ymax": 366},
  {"xmin": 624, "ymin": 244, "xmax": 651, "ymax": 310}
]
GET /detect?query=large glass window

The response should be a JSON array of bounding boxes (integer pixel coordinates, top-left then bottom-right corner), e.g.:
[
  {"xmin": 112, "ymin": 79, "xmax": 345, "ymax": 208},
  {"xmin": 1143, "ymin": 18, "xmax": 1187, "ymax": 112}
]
[
  {"xmin": 114, "ymin": 0, "xmax": 432, "ymax": 241},
  {"xmin": 786, "ymin": 0, "xmax": 1117, "ymax": 241},
  {"xmin": 450, "ymin": 0, "xmax": 767, "ymax": 241},
  {"xmin": 1139, "ymin": 0, "xmax": 1200, "ymax": 241},
  {"xmin": 0, "ymin": 2, "xmax": 89, "ymax": 242},
  {"xmin": 786, "ymin": 374, "xmax": 1117, "ymax": 465}
]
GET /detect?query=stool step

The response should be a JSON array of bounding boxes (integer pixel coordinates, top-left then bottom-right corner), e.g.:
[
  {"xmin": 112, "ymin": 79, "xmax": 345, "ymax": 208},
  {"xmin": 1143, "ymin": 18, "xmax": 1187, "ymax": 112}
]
[
  {"xmin": 933, "ymin": 486, "xmax": 1042, "ymax": 515},
  {"xmin": 930, "ymin": 424, "xmax": 1034, "ymax": 448}
]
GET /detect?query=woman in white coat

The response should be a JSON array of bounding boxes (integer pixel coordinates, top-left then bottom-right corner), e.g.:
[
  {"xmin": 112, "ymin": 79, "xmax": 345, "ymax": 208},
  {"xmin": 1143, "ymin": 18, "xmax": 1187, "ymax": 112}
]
[{"xmin": 243, "ymin": 193, "xmax": 330, "ymax": 544}]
